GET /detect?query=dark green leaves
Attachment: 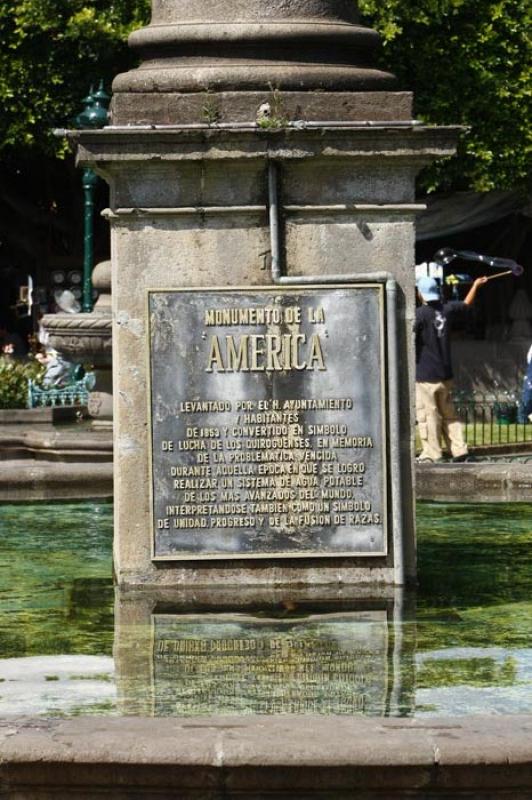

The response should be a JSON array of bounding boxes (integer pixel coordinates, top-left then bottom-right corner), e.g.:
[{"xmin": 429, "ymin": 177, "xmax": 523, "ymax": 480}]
[
  {"xmin": 0, "ymin": 0, "xmax": 150, "ymax": 156},
  {"xmin": 359, "ymin": 0, "xmax": 531, "ymax": 192}
]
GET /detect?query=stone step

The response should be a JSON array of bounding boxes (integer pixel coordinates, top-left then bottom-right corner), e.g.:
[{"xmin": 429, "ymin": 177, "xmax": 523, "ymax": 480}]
[{"xmin": 0, "ymin": 459, "xmax": 113, "ymax": 501}]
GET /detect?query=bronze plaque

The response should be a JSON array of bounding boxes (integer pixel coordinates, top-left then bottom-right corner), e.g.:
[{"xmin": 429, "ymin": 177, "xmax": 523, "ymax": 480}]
[{"xmin": 148, "ymin": 285, "xmax": 388, "ymax": 560}]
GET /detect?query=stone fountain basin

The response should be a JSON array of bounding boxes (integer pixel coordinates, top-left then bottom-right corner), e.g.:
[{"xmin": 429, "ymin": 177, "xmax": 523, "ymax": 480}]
[{"xmin": 1, "ymin": 714, "xmax": 531, "ymax": 798}]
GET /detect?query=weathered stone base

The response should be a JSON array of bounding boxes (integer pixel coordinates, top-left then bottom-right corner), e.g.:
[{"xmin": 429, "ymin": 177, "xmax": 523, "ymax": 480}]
[
  {"xmin": 0, "ymin": 425, "xmax": 112, "ymax": 463},
  {"xmin": 1, "ymin": 715, "xmax": 531, "ymax": 799},
  {"xmin": 0, "ymin": 423, "xmax": 113, "ymax": 500},
  {"xmin": 0, "ymin": 407, "xmax": 83, "ymax": 425},
  {"xmin": 73, "ymin": 125, "xmax": 462, "ymax": 588},
  {"xmin": 111, "ymin": 90, "xmax": 413, "ymax": 126},
  {"xmin": 0, "ymin": 459, "xmax": 113, "ymax": 501},
  {"xmin": 416, "ymin": 462, "xmax": 532, "ymax": 503},
  {"xmin": 117, "ymin": 561, "xmax": 399, "ymax": 591}
]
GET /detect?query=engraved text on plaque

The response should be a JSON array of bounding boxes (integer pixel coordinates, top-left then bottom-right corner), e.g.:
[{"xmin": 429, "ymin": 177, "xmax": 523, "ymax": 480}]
[{"xmin": 148, "ymin": 285, "xmax": 388, "ymax": 559}]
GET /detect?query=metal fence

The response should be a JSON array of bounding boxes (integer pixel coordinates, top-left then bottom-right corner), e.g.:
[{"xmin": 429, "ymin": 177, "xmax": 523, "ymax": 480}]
[
  {"xmin": 27, "ymin": 379, "xmax": 89, "ymax": 409},
  {"xmin": 452, "ymin": 390, "xmax": 532, "ymax": 448}
]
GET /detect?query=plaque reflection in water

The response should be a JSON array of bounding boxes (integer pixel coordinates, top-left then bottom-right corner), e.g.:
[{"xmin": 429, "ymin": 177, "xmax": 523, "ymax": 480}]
[
  {"xmin": 114, "ymin": 595, "xmax": 412, "ymax": 717},
  {"xmin": 150, "ymin": 611, "xmax": 400, "ymax": 716}
]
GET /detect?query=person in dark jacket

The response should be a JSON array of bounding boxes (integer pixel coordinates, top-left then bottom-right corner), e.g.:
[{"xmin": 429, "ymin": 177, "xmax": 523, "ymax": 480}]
[{"xmin": 415, "ymin": 274, "xmax": 488, "ymax": 462}]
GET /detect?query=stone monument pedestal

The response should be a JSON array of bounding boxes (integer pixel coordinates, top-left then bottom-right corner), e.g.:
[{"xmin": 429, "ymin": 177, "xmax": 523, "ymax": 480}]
[
  {"xmin": 75, "ymin": 124, "xmax": 457, "ymax": 588},
  {"xmin": 71, "ymin": 0, "xmax": 458, "ymax": 589}
]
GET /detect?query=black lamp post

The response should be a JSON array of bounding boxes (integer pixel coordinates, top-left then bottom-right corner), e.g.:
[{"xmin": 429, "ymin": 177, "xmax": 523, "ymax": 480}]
[{"xmin": 73, "ymin": 81, "xmax": 110, "ymax": 313}]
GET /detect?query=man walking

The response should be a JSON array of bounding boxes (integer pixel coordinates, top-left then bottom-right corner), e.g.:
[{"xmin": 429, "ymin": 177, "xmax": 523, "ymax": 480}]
[{"xmin": 415, "ymin": 274, "xmax": 488, "ymax": 462}]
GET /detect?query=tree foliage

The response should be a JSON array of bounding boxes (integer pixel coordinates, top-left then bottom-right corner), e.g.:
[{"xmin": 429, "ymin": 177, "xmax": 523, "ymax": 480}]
[
  {"xmin": 0, "ymin": 357, "xmax": 44, "ymax": 409},
  {"xmin": 359, "ymin": 0, "xmax": 531, "ymax": 192},
  {"xmin": 0, "ymin": 0, "xmax": 529, "ymax": 193},
  {"xmin": 0, "ymin": 1, "xmax": 151, "ymax": 291},
  {"xmin": 0, "ymin": 0, "xmax": 150, "ymax": 157}
]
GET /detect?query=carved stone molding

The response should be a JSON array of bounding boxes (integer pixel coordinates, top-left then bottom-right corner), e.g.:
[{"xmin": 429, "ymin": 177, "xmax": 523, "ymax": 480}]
[
  {"xmin": 42, "ymin": 314, "xmax": 113, "ymax": 367},
  {"xmin": 111, "ymin": 0, "xmax": 401, "ymax": 124}
]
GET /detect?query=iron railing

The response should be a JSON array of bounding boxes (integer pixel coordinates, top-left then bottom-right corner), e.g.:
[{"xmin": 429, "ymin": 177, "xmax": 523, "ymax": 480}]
[
  {"xmin": 27, "ymin": 379, "xmax": 90, "ymax": 409},
  {"xmin": 452, "ymin": 390, "xmax": 532, "ymax": 448}
]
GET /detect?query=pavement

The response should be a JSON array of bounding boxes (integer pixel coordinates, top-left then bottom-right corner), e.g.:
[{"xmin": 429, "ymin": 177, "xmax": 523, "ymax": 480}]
[{"xmin": 416, "ymin": 459, "xmax": 532, "ymax": 503}]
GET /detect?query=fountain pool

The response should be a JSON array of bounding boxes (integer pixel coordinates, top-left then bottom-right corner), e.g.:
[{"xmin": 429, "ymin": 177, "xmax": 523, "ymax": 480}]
[{"xmin": 0, "ymin": 501, "xmax": 530, "ymax": 718}]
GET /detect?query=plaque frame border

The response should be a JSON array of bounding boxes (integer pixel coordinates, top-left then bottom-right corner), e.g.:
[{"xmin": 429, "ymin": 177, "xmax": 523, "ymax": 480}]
[{"xmin": 147, "ymin": 284, "xmax": 389, "ymax": 561}]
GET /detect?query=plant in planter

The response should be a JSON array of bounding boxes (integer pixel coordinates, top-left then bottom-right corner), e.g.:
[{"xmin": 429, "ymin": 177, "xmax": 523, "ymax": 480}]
[{"xmin": 0, "ymin": 358, "xmax": 44, "ymax": 409}]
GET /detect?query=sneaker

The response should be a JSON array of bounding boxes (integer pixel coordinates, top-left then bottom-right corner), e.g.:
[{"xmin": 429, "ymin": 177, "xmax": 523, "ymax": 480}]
[
  {"xmin": 416, "ymin": 456, "xmax": 443, "ymax": 464},
  {"xmin": 451, "ymin": 454, "xmax": 470, "ymax": 463}
]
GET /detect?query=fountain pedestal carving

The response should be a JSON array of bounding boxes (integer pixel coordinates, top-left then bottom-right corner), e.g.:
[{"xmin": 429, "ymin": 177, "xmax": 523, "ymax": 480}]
[
  {"xmin": 73, "ymin": 0, "xmax": 459, "ymax": 588},
  {"xmin": 42, "ymin": 260, "xmax": 113, "ymax": 427}
]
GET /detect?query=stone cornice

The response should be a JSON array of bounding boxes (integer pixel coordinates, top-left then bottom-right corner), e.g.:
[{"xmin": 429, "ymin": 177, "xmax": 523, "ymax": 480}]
[
  {"xmin": 73, "ymin": 125, "xmax": 461, "ymax": 170},
  {"xmin": 1, "ymin": 715, "xmax": 531, "ymax": 796},
  {"xmin": 43, "ymin": 314, "xmax": 112, "ymax": 332}
]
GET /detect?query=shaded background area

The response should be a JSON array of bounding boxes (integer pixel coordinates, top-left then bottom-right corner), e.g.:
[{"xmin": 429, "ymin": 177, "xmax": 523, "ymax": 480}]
[{"xmin": 0, "ymin": 153, "xmax": 110, "ymax": 338}]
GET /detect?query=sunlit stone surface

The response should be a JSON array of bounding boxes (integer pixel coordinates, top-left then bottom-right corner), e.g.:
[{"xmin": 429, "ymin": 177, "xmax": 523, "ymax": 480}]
[
  {"xmin": 75, "ymin": 0, "xmax": 460, "ymax": 587},
  {"xmin": 114, "ymin": 0, "xmax": 397, "ymax": 96}
]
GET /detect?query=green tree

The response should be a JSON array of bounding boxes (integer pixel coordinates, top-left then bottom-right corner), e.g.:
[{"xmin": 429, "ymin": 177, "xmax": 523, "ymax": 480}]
[
  {"xmin": 0, "ymin": 357, "xmax": 44, "ymax": 409},
  {"xmin": 0, "ymin": 0, "xmax": 150, "ymax": 157},
  {"xmin": 0, "ymin": 0, "xmax": 529, "ymax": 188},
  {"xmin": 0, "ymin": 1, "xmax": 150, "ymax": 288},
  {"xmin": 359, "ymin": 0, "xmax": 532, "ymax": 192}
]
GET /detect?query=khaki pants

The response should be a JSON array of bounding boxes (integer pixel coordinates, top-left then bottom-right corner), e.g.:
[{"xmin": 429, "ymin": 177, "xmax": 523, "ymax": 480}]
[{"xmin": 416, "ymin": 380, "xmax": 468, "ymax": 461}]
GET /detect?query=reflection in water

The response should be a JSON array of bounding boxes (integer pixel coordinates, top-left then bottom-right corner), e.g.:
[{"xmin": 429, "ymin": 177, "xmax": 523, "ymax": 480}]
[
  {"xmin": 0, "ymin": 655, "xmax": 115, "ymax": 716},
  {"xmin": 114, "ymin": 597, "xmax": 413, "ymax": 717},
  {"xmin": 0, "ymin": 501, "xmax": 531, "ymax": 717},
  {"xmin": 413, "ymin": 502, "xmax": 532, "ymax": 715},
  {"xmin": 155, "ymin": 612, "xmax": 392, "ymax": 716},
  {"xmin": 0, "ymin": 502, "xmax": 114, "ymax": 660}
]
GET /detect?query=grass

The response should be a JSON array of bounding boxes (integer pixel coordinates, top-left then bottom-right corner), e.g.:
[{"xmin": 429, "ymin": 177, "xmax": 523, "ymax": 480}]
[{"xmin": 462, "ymin": 422, "xmax": 532, "ymax": 447}]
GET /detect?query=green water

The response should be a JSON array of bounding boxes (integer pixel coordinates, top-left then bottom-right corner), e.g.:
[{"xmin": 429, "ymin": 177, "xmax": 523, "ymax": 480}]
[
  {"xmin": 413, "ymin": 503, "xmax": 532, "ymax": 715},
  {"xmin": 0, "ymin": 503, "xmax": 114, "ymax": 659},
  {"xmin": 0, "ymin": 501, "xmax": 530, "ymax": 717}
]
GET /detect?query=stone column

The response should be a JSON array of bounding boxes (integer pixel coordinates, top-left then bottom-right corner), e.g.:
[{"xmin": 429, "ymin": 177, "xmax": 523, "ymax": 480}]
[
  {"xmin": 86, "ymin": 260, "xmax": 113, "ymax": 426},
  {"xmin": 111, "ymin": 0, "xmax": 407, "ymax": 124},
  {"xmin": 73, "ymin": 0, "xmax": 458, "ymax": 589}
]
